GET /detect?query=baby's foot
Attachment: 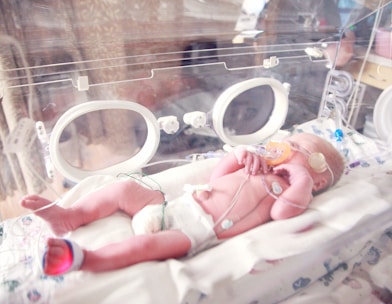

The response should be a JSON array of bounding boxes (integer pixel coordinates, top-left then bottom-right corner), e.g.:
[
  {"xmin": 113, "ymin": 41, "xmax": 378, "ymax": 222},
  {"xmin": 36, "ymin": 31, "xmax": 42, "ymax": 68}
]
[
  {"xmin": 43, "ymin": 238, "xmax": 84, "ymax": 275},
  {"xmin": 20, "ymin": 195, "xmax": 73, "ymax": 235}
]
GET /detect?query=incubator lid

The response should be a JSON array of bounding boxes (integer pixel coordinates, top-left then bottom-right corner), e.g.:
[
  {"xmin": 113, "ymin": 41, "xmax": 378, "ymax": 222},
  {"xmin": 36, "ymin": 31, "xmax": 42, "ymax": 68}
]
[{"xmin": 0, "ymin": 0, "xmax": 390, "ymax": 191}]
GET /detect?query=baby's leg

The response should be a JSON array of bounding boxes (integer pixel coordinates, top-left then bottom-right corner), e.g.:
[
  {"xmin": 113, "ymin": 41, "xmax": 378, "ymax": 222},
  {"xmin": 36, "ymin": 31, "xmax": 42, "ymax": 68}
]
[
  {"xmin": 43, "ymin": 231, "xmax": 191, "ymax": 274},
  {"xmin": 20, "ymin": 195, "xmax": 76, "ymax": 235},
  {"xmin": 21, "ymin": 180, "xmax": 164, "ymax": 235},
  {"xmin": 70, "ymin": 179, "xmax": 165, "ymax": 217},
  {"xmin": 44, "ymin": 230, "xmax": 191, "ymax": 274}
]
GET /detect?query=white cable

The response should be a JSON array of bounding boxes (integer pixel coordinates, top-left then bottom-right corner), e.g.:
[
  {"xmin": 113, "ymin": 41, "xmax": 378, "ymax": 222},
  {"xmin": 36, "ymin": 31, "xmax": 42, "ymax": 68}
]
[{"xmin": 213, "ymin": 174, "xmax": 250, "ymax": 229}]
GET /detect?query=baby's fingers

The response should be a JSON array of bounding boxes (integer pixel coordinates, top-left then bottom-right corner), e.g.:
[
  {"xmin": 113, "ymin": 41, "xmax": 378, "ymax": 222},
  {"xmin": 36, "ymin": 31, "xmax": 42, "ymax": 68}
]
[
  {"xmin": 245, "ymin": 154, "xmax": 263, "ymax": 175},
  {"xmin": 260, "ymin": 158, "xmax": 269, "ymax": 174},
  {"xmin": 244, "ymin": 153, "xmax": 254, "ymax": 173},
  {"xmin": 250, "ymin": 156, "xmax": 261, "ymax": 175}
]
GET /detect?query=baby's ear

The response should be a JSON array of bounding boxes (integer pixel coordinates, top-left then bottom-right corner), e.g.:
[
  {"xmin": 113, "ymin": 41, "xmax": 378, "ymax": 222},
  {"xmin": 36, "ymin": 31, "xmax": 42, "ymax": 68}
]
[{"xmin": 312, "ymin": 176, "xmax": 328, "ymax": 193}]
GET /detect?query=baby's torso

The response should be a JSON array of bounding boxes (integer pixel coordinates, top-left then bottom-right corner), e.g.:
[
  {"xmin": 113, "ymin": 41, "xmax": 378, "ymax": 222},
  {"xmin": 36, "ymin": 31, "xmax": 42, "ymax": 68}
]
[{"xmin": 194, "ymin": 170, "xmax": 289, "ymax": 239}]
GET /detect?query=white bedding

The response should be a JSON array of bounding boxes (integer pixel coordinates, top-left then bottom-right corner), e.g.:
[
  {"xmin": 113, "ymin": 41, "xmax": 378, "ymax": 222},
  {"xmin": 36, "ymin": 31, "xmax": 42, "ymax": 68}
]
[
  {"xmin": 58, "ymin": 160, "xmax": 392, "ymax": 303},
  {"xmin": 1, "ymin": 119, "xmax": 392, "ymax": 304}
]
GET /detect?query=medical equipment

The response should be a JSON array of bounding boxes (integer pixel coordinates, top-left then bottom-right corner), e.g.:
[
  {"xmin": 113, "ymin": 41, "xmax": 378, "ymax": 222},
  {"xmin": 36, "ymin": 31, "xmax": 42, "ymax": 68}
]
[
  {"xmin": 42, "ymin": 239, "xmax": 84, "ymax": 276},
  {"xmin": 246, "ymin": 140, "xmax": 334, "ymax": 184},
  {"xmin": 248, "ymin": 141, "xmax": 328, "ymax": 170},
  {"xmin": 1, "ymin": 0, "xmax": 392, "ymax": 303}
]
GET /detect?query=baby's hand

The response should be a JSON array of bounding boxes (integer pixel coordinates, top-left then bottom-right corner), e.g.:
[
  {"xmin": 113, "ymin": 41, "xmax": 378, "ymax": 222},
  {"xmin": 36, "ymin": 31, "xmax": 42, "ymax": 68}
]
[{"xmin": 234, "ymin": 148, "xmax": 268, "ymax": 175}]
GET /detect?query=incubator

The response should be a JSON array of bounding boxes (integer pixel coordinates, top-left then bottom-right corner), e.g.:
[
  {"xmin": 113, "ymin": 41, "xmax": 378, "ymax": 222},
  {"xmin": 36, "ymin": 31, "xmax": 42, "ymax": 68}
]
[{"xmin": 0, "ymin": 0, "xmax": 392, "ymax": 303}]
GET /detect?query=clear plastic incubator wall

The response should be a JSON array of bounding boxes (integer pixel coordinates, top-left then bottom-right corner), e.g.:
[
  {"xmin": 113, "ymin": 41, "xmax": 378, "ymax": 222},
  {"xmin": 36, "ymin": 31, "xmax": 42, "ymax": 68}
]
[{"xmin": 0, "ymin": 0, "xmax": 392, "ymax": 303}]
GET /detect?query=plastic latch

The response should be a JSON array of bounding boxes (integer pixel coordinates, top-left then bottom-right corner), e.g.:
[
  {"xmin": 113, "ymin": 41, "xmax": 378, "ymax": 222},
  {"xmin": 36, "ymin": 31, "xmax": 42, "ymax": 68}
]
[
  {"xmin": 304, "ymin": 47, "xmax": 324, "ymax": 58},
  {"xmin": 158, "ymin": 116, "xmax": 179, "ymax": 134},
  {"xmin": 183, "ymin": 111, "xmax": 207, "ymax": 128},
  {"xmin": 263, "ymin": 56, "xmax": 279, "ymax": 69},
  {"xmin": 77, "ymin": 76, "xmax": 89, "ymax": 91},
  {"xmin": 283, "ymin": 82, "xmax": 291, "ymax": 93}
]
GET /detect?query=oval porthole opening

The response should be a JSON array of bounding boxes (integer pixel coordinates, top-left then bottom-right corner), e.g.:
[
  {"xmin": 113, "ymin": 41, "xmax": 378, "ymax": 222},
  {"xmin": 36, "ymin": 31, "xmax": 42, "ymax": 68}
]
[
  {"xmin": 212, "ymin": 78, "xmax": 289, "ymax": 146},
  {"xmin": 49, "ymin": 100, "xmax": 160, "ymax": 182}
]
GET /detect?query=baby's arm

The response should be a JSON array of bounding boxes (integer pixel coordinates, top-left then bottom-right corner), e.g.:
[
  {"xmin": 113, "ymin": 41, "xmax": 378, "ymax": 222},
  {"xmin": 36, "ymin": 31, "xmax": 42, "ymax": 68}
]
[
  {"xmin": 270, "ymin": 163, "xmax": 314, "ymax": 220},
  {"xmin": 210, "ymin": 148, "xmax": 268, "ymax": 181}
]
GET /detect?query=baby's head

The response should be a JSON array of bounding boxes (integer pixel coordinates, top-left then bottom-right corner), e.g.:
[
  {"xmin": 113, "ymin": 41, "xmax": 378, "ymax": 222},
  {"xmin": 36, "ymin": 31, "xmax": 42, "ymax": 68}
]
[{"xmin": 286, "ymin": 132, "xmax": 345, "ymax": 193}]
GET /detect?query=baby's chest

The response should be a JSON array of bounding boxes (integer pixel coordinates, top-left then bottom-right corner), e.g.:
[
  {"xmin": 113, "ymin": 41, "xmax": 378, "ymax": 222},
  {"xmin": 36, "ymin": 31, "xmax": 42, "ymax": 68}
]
[{"xmin": 259, "ymin": 174, "xmax": 290, "ymax": 197}]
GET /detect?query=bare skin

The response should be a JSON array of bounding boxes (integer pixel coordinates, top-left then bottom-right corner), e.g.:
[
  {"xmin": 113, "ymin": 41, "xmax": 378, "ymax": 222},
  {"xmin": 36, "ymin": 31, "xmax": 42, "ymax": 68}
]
[{"xmin": 21, "ymin": 133, "xmax": 343, "ymax": 274}]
